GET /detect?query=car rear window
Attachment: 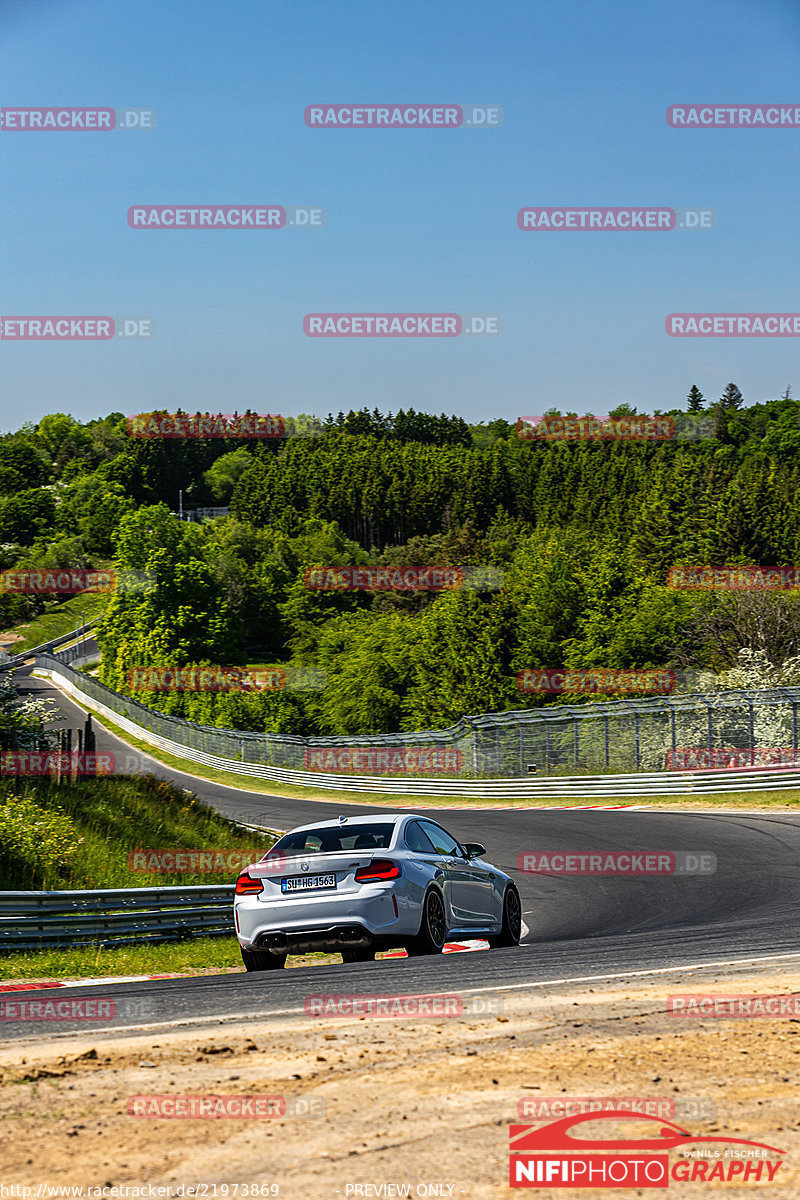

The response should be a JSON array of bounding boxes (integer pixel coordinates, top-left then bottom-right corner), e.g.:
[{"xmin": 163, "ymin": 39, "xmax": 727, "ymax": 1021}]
[{"xmin": 272, "ymin": 823, "xmax": 397, "ymax": 856}]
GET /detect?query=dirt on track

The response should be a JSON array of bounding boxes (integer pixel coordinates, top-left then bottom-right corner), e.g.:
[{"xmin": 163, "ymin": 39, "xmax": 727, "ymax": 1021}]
[{"xmin": 1, "ymin": 963, "xmax": 799, "ymax": 1198}]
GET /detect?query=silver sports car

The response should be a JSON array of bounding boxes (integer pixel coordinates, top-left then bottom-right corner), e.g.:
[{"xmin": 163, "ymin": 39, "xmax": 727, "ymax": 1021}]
[{"xmin": 234, "ymin": 812, "xmax": 522, "ymax": 970}]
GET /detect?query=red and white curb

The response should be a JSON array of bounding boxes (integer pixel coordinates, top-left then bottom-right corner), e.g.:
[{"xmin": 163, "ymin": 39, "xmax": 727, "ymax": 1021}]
[
  {"xmin": 396, "ymin": 804, "xmax": 649, "ymax": 811},
  {"xmin": 0, "ymin": 974, "xmax": 176, "ymax": 991},
  {"xmin": 0, "ymin": 941, "xmax": 495, "ymax": 990},
  {"xmin": 382, "ymin": 940, "xmax": 489, "ymax": 959}
]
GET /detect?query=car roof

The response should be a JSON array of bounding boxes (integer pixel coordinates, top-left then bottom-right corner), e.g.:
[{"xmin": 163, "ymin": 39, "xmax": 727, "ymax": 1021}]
[{"xmin": 284, "ymin": 813, "xmax": 432, "ymax": 835}]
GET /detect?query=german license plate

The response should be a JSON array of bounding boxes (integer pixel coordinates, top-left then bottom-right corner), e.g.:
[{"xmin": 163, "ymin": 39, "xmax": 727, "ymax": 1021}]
[{"xmin": 281, "ymin": 873, "xmax": 337, "ymax": 893}]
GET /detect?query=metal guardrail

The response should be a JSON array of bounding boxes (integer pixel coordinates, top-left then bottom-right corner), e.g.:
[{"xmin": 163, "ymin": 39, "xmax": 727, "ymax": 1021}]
[
  {"xmin": 182, "ymin": 507, "xmax": 231, "ymax": 523},
  {"xmin": 30, "ymin": 660, "xmax": 800, "ymax": 797},
  {"xmin": 31, "ymin": 650, "xmax": 800, "ymax": 785},
  {"xmin": 0, "ymin": 885, "xmax": 235, "ymax": 949},
  {"xmin": 0, "ymin": 621, "xmax": 98, "ymax": 672}
]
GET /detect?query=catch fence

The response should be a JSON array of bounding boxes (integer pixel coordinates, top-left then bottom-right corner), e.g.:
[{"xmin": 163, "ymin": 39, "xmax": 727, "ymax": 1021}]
[{"xmin": 31, "ymin": 655, "xmax": 800, "ymax": 780}]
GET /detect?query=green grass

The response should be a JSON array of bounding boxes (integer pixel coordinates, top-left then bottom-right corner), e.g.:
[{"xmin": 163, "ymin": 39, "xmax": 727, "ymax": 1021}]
[
  {"xmin": 3, "ymin": 591, "xmax": 112, "ymax": 651},
  {"xmin": 0, "ymin": 938, "xmax": 352, "ymax": 981},
  {"xmin": 0, "ymin": 773, "xmax": 274, "ymax": 890},
  {"xmin": 0, "ymin": 936, "xmax": 247, "ymax": 980}
]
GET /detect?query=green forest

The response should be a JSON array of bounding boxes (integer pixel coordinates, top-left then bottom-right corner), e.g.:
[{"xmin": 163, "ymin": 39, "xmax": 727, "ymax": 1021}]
[{"xmin": 1, "ymin": 386, "xmax": 799, "ymax": 737}]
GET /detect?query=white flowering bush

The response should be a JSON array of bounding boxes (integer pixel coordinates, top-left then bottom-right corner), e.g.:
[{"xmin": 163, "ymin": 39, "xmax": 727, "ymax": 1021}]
[
  {"xmin": 638, "ymin": 649, "xmax": 800, "ymax": 771},
  {"xmin": 0, "ymin": 672, "xmax": 62, "ymax": 750}
]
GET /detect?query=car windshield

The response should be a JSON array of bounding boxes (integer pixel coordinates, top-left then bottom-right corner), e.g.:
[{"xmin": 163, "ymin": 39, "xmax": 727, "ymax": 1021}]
[{"xmin": 272, "ymin": 823, "xmax": 397, "ymax": 856}]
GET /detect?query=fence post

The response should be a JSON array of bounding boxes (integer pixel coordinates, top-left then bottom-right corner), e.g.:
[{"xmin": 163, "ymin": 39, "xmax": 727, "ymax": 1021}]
[{"xmin": 634, "ymin": 711, "xmax": 640, "ymax": 770}]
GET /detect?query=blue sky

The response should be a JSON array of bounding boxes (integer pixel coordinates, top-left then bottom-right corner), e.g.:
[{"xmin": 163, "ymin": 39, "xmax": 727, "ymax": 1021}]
[{"xmin": 0, "ymin": 0, "xmax": 798, "ymax": 428}]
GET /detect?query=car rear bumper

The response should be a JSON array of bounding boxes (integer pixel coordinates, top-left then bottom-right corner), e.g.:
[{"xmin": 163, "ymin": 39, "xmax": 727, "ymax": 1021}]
[
  {"xmin": 235, "ymin": 885, "xmax": 415, "ymax": 952},
  {"xmin": 253, "ymin": 924, "xmax": 375, "ymax": 954}
]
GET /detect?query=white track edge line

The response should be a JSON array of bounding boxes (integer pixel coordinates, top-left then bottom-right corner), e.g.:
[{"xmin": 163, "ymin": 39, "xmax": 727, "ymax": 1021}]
[{"xmin": 6, "ymin": 950, "xmax": 800, "ymax": 1043}]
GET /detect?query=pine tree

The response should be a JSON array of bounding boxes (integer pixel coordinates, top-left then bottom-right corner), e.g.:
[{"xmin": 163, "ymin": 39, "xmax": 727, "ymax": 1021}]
[
  {"xmin": 719, "ymin": 382, "xmax": 744, "ymax": 410},
  {"xmin": 687, "ymin": 385, "xmax": 705, "ymax": 412},
  {"xmin": 714, "ymin": 382, "xmax": 744, "ymax": 440}
]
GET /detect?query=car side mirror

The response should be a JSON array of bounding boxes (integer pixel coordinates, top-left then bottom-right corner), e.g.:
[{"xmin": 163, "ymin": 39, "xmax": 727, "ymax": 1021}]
[{"xmin": 463, "ymin": 842, "xmax": 486, "ymax": 860}]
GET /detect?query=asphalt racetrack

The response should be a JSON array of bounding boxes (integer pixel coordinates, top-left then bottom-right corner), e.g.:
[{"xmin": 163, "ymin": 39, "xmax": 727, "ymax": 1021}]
[{"xmin": 4, "ymin": 668, "xmax": 800, "ymax": 1041}]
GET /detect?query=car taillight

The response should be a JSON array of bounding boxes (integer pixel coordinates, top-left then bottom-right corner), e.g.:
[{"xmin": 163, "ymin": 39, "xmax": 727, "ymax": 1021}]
[
  {"xmin": 235, "ymin": 872, "xmax": 264, "ymax": 895},
  {"xmin": 354, "ymin": 859, "xmax": 401, "ymax": 882}
]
